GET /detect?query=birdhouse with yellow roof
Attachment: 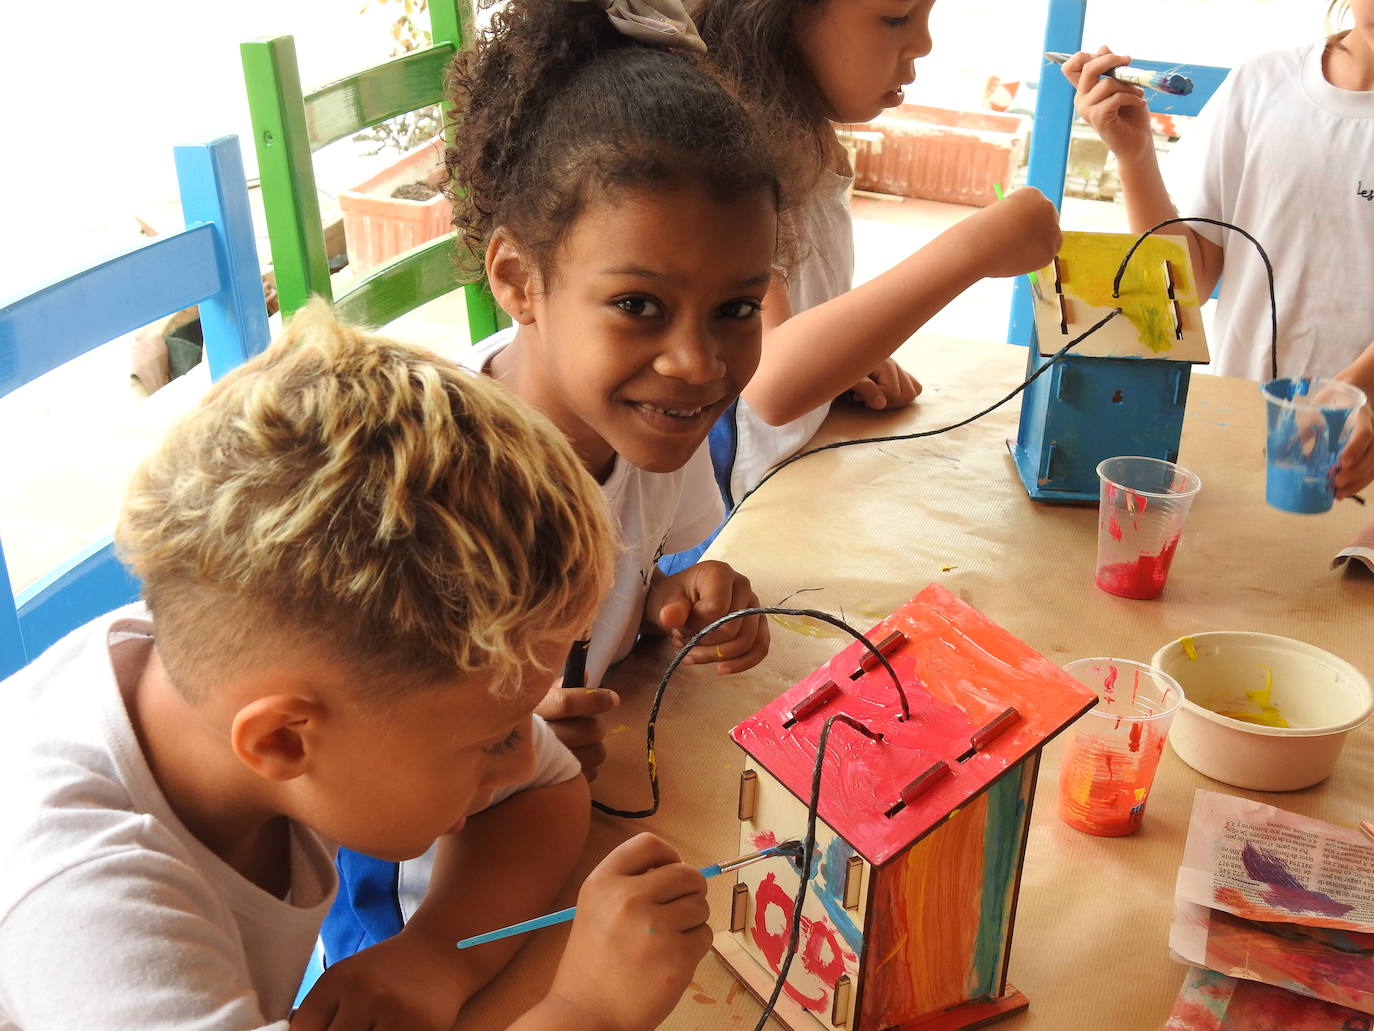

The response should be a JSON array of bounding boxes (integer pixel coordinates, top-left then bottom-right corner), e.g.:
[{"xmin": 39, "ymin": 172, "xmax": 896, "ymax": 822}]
[
  {"xmin": 714, "ymin": 584, "xmax": 1097, "ymax": 1030},
  {"xmin": 1008, "ymin": 230, "xmax": 1211, "ymax": 502}
]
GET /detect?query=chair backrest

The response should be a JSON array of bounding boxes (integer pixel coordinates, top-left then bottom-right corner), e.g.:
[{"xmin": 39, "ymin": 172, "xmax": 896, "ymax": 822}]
[
  {"xmin": 241, "ymin": 0, "xmax": 504, "ymax": 340},
  {"xmin": 0, "ymin": 135, "xmax": 269, "ymax": 678},
  {"xmin": 1007, "ymin": 0, "xmax": 1231, "ymax": 346}
]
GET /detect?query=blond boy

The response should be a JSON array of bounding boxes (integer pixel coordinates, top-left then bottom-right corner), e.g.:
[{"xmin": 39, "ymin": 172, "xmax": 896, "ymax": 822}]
[{"xmin": 0, "ymin": 303, "xmax": 711, "ymax": 1031}]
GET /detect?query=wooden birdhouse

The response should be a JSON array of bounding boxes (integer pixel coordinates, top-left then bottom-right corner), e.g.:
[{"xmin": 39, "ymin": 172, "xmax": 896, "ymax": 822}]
[
  {"xmin": 1008, "ymin": 231, "xmax": 1211, "ymax": 503},
  {"xmin": 715, "ymin": 584, "xmax": 1096, "ymax": 1030}
]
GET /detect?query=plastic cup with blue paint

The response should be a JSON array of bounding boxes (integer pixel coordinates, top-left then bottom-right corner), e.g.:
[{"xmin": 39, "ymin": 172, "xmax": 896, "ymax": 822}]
[{"xmin": 1262, "ymin": 377, "xmax": 1367, "ymax": 514}]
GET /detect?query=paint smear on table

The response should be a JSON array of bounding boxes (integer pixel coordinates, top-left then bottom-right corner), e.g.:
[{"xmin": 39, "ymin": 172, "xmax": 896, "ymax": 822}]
[{"xmin": 767, "ymin": 613, "xmax": 847, "ymax": 638}]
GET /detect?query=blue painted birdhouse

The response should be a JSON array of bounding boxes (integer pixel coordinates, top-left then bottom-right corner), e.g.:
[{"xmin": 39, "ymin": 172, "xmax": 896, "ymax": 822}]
[{"xmin": 1008, "ymin": 232, "xmax": 1211, "ymax": 503}]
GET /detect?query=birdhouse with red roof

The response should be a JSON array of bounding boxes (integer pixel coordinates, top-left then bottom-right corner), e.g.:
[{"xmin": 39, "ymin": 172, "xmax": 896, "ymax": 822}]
[{"xmin": 714, "ymin": 584, "xmax": 1096, "ymax": 1030}]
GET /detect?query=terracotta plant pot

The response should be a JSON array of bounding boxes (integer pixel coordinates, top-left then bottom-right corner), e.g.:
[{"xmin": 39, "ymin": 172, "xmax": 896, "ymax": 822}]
[
  {"xmin": 338, "ymin": 139, "xmax": 452, "ymax": 275},
  {"xmin": 846, "ymin": 104, "xmax": 1029, "ymax": 207}
]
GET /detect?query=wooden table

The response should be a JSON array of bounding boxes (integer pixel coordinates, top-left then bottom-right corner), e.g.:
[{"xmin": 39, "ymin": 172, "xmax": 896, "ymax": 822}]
[{"xmin": 455, "ymin": 335, "xmax": 1371, "ymax": 1029}]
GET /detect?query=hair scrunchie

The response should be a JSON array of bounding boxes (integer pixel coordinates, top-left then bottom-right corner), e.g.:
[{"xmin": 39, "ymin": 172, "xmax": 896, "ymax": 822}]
[{"xmin": 572, "ymin": 0, "xmax": 707, "ymax": 54}]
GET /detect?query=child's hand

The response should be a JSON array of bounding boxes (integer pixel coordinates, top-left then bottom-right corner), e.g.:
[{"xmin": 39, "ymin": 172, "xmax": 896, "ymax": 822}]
[
  {"xmin": 964, "ymin": 187, "xmax": 1062, "ymax": 280},
  {"xmin": 645, "ymin": 561, "xmax": 770, "ymax": 674},
  {"xmin": 1060, "ymin": 47, "xmax": 1154, "ymax": 162},
  {"xmin": 546, "ymin": 833, "xmax": 710, "ymax": 1031},
  {"xmin": 536, "ymin": 682, "xmax": 620, "ymax": 781},
  {"xmin": 291, "ymin": 930, "xmax": 466, "ymax": 1031},
  {"xmin": 1334, "ymin": 403, "xmax": 1374, "ymax": 499},
  {"xmin": 844, "ymin": 358, "xmax": 922, "ymax": 410}
]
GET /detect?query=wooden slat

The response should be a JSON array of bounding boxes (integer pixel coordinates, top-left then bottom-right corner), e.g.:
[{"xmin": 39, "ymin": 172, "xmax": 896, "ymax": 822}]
[
  {"xmin": 0, "ymin": 226, "xmax": 221, "ymax": 399},
  {"xmin": 335, "ymin": 234, "xmax": 461, "ymax": 329},
  {"xmin": 15, "ymin": 536, "xmax": 141, "ymax": 663},
  {"xmin": 241, "ymin": 36, "xmax": 333, "ymax": 318},
  {"xmin": 303, "ymin": 45, "xmax": 456, "ymax": 151}
]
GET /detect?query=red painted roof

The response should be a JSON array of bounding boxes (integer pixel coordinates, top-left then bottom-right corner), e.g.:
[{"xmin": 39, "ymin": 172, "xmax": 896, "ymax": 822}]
[{"xmin": 730, "ymin": 584, "xmax": 1096, "ymax": 865}]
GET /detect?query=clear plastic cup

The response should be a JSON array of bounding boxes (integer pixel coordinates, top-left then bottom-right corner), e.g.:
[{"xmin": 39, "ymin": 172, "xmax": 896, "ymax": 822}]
[
  {"xmin": 1058, "ymin": 658, "xmax": 1183, "ymax": 836},
  {"xmin": 1095, "ymin": 457, "xmax": 1202, "ymax": 600},
  {"xmin": 1261, "ymin": 377, "xmax": 1367, "ymax": 514}
]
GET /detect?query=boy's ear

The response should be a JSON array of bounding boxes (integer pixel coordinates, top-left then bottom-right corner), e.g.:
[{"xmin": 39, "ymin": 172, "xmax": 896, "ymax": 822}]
[
  {"xmin": 486, "ymin": 227, "xmax": 538, "ymax": 326},
  {"xmin": 229, "ymin": 694, "xmax": 324, "ymax": 782}
]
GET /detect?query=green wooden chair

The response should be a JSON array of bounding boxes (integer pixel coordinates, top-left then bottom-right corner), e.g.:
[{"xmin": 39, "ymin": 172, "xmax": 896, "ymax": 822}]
[{"xmin": 241, "ymin": 0, "xmax": 504, "ymax": 339}]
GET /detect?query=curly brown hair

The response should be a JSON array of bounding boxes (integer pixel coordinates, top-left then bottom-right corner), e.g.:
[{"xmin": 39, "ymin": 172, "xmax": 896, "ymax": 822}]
[
  {"xmin": 445, "ymin": 0, "xmax": 793, "ymax": 281},
  {"xmin": 691, "ymin": 0, "xmax": 832, "ymax": 183}
]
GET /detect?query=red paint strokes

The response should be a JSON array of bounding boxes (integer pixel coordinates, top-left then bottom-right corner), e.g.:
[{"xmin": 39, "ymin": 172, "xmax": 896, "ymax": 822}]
[
  {"xmin": 751, "ymin": 830, "xmax": 778, "ymax": 851},
  {"xmin": 750, "ymin": 873, "xmax": 827, "ymax": 1012},
  {"xmin": 1103, "ymin": 664, "xmax": 1119, "ymax": 701},
  {"xmin": 1128, "ymin": 721, "xmax": 1143, "ymax": 752},
  {"xmin": 800, "ymin": 919, "xmax": 847, "ymax": 986},
  {"xmin": 1108, "ymin": 513, "xmax": 1124, "ymax": 541},
  {"xmin": 1096, "ymin": 535, "xmax": 1180, "ymax": 599},
  {"xmin": 729, "ymin": 585, "xmax": 1097, "ymax": 864}
]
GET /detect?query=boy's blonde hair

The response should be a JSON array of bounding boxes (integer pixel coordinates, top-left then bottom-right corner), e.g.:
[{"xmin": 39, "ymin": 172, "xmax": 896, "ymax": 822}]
[{"xmin": 117, "ymin": 300, "xmax": 614, "ymax": 701}]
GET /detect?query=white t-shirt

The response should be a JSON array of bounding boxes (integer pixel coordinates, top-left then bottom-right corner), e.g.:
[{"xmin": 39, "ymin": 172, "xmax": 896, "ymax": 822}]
[
  {"xmin": 728, "ymin": 168, "xmax": 856, "ymax": 501},
  {"xmin": 0, "ymin": 607, "xmax": 335, "ymax": 1031},
  {"xmin": 1167, "ymin": 42, "xmax": 1374, "ymax": 381},
  {"xmin": 458, "ymin": 330, "xmax": 724, "ymax": 686}
]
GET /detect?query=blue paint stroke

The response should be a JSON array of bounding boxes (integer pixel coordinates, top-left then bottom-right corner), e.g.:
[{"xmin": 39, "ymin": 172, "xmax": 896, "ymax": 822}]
[
  {"xmin": 813, "ymin": 836, "xmax": 864, "ymax": 955},
  {"xmin": 968, "ymin": 774, "xmax": 1027, "ymax": 997}
]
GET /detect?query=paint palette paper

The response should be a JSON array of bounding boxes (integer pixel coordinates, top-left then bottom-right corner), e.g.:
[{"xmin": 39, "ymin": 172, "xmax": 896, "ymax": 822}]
[
  {"xmin": 1165, "ymin": 966, "xmax": 1374, "ymax": 1031},
  {"xmin": 1175, "ymin": 790, "xmax": 1374, "ymax": 934},
  {"xmin": 1032, "ymin": 231, "xmax": 1211, "ymax": 363}
]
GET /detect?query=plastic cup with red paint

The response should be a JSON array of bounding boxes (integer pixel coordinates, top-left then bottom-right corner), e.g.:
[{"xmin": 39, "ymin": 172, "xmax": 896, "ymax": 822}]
[
  {"xmin": 1057, "ymin": 658, "xmax": 1182, "ymax": 837},
  {"xmin": 1094, "ymin": 456, "xmax": 1201, "ymax": 600}
]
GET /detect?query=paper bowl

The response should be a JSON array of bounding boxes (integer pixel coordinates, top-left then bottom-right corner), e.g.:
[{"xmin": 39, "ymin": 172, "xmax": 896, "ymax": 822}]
[{"xmin": 1151, "ymin": 632, "xmax": 1372, "ymax": 791}]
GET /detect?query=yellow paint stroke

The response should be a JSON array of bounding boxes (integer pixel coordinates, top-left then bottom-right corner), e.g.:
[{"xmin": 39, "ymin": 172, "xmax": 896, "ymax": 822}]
[
  {"xmin": 1181, "ymin": 636, "xmax": 1198, "ymax": 661},
  {"xmin": 1051, "ymin": 233, "xmax": 1198, "ymax": 354},
  {"xmin": 766, "ymin": 613, "xmax": 846, "ymax": 638},
  {"xmin": 610, "ymin": 724, "xmax": 631, "ymax": 735},
  {"xmin": 941, "ymin": 565, "xmax": 958, "ymax": 572},
  {"xmin": 1218, "ymin": 666, "xmax": 1291, "ymax": 728}
]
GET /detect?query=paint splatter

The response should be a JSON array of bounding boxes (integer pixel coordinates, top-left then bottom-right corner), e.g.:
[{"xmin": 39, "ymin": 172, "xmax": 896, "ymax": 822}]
[
  {"xmin": 1108, "ymin": 514, "xmax": 1124, "ymax": 541},
  {"xmin": 1241, "ymin": 842, "xmax": 1355, "ymax": 919},
  {"xmin": 1181, "ymin": 636, "xmax": 1198, "ymax": 661},
  {"xmin": 1102, "ymin": 664, "xmax": 1119, "ymax": 701},
  {"xmin": 751, "ymin": 830, "xmax": 778, "ymax": 851},
  {"xmin": 1218, "ymin": 668, "xmax": 1291, "ymax": 728},
  {"xmin": 1128, "ymin": 721, "xmax": 1143, "ymax": 752}
]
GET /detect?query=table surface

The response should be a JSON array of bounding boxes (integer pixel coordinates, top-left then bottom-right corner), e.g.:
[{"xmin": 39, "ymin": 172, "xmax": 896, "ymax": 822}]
[{"xmin": 454, "ymin": 334, "xmax": 1371, "ymax": 1030}]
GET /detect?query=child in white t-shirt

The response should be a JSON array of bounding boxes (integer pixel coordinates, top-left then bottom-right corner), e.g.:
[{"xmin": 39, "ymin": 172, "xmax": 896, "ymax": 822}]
[
  {"xmin": 318, "ymin": 0, "xmax": 782, "ymax": 1009},
  {"xmin": 1059, "ymin": 2, "xmax": 1374, "ymax": 382},
  {"xmin": 683, "ymin": 0, "xmax": 1064, "ymax": 507},
  {"xmin": 0, "ymin": 302, "xmax": 711, "ymax": 1031}
]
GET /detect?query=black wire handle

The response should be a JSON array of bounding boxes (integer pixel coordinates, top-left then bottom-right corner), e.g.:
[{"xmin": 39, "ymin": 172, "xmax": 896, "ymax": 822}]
[
  {"xmin": 752, "ymin": 712, "xmax": 883, "ymax": 1031},
  {"xmin": 1111, "ymin": 216, "xmax": 1278, "ymax": 380},
  {"xmin": 592, "ymin": 606, "xmax": 909, "ymax": 820},
  {"xmin": 721, "ymin": 307, "xmax": 1125, "ymax": 527}
]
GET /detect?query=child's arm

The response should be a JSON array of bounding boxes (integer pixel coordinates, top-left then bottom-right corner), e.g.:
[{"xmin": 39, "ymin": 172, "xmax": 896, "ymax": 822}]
[
  {"xmin": 508, "ymin": 833, "xmax": 712, "ymax": 1031},
  {"xmin": 744, "ymin": 187, "xmax": 1061, "ymax": 425},
  {"xmin": 1059, "ymin": 48, "xmax": 1225, "ymax": 300},
  {"xmin": 291, "ymin": 775, "xmax": 591, "ymax": 1031},
  {"xmin": 1334, "ymin": 341, "xmax": 1374, "ymax": 499},
  {"xmin": 642, "ymin": 560, "xmax": 770, "ymax": 675}
]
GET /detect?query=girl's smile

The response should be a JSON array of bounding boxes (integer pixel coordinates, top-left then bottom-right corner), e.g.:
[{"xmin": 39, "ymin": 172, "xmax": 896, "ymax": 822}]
[{"xmin": 491, "ymin": 181, "xmax": 779, "ymax": 481}]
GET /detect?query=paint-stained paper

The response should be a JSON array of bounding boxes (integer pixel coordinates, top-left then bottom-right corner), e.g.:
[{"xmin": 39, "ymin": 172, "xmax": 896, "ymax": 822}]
[
  {"xmin": 1176, "ymin": 791, "xmax": 1374, "ymax": 934},
  {"xmin": 1164, "ymin": 966, "xmax": 1373, "ymax": 1031}
]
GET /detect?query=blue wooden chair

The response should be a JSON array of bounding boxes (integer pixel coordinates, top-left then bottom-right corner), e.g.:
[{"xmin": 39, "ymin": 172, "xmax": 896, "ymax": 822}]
[
  {"xmin": 0, "ymin": 135, "xmax": 270, "ymax": 678},
  {"xmin": 1007, "ymin": 0, "xmax": 1231, "ymax": 346}
]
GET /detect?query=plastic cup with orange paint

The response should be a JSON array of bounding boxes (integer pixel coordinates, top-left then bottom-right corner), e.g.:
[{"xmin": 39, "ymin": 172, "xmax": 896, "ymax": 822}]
[
  {"xmin": 1095, "ymin": 456, "xmax": 1201, "ymax": 600},
  {"xmin": 1057, "ymin": 658, "xmax": 1183, "ymax": 836}
]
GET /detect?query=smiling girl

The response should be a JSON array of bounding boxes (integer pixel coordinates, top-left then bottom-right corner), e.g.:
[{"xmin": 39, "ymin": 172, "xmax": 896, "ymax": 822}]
[{"xmin": 671, "ymin": 0, "xmax": 1062, "ymax": 521}]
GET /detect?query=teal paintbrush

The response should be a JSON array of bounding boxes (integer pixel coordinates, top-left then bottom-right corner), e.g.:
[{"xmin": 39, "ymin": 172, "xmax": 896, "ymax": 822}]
[{"xmin": 456, "ymin": 840, "xmax": 804, "ymax": 950}]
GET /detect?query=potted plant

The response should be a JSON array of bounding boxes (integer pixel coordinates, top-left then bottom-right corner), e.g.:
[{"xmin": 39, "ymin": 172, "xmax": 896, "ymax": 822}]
[{"xmin": 336, "ymin": 0, "xmax": 451, "ymax": 274}]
